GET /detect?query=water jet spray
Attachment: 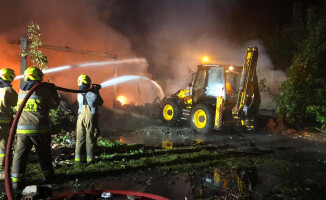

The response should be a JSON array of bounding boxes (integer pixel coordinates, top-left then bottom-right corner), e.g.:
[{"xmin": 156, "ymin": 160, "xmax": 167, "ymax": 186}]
[
  {"xmin": 100, "ymin": 75, "xmax": 164, "ymax": 98},
  {"xmin": 14, "ymin": 58, "xmax": 147, "ymax": 80},
  {"xmin": 79, "ymin": 58, "xmax": 147, "ymax": 67}
]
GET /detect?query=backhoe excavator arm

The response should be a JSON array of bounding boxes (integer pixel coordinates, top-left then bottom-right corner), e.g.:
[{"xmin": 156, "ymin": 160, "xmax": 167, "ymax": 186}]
[{"xmin": 233, "ymin": 46, "xmax": 261, "ymax": 125}]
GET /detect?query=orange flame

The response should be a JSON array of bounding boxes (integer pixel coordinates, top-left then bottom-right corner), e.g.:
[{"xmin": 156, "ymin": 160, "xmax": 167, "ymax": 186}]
[{"xmin": 117, "ymin": 95, "xmax": 127, "ymax": 105}]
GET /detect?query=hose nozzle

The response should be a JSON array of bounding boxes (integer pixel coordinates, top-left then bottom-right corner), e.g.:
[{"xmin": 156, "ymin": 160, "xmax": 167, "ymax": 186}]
[{"xmin": 91, "ymin": 84, "xmax": 102, "ymax": 92}]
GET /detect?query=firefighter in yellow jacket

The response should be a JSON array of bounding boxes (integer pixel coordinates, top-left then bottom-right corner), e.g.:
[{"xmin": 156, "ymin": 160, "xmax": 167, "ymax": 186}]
[
  {"xmin": 11, "ymin": 67, "xmax": 60, "ymax": 189},
  {"xmin": 0, "ymin": 68, "xmax": 18, "ymax": 173},
  {"xmin": 75, "ymin": 74, "xmax": 103, "ymax": 164}
]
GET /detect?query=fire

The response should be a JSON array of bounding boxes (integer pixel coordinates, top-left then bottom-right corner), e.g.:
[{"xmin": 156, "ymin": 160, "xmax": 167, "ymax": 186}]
[{"xmin": 117, "ymin": 95, "xmax": 127, "ymax": 105}]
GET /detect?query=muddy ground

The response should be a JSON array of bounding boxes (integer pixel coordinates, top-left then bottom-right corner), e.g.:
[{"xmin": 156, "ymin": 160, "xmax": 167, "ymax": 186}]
[
  {"xmin": 103, "ymin": 126, "xmax": 326, "ymax": 199},
  {"xmin": 1, "ymin": 111, "xmax": 326, "ymax": 199}
]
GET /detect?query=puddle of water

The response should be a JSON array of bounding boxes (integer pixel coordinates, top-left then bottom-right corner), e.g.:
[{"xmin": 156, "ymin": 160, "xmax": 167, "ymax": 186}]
[
  {"xmin": 192, "ymin": 164, "xmax": 326, "ymax": 199},
  {"xmin": 192, "ymin": 167, "xmax": 259, "ymax": 199},
  {"xmin": 113, "ymin": 127, "xmax": 326, "ymax": 155},
  {"xmin": 109, "ymin": 127, "xmax": 326, "ymax": 199},
  {"xmin": 111, "ymin": 127, "xmax": 226, "ymax": 149}
]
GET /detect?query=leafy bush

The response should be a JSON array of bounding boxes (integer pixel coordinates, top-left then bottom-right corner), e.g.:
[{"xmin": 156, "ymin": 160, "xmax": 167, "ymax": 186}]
[
  {"xmin": 97, "ymin": 137, "xmax": 123, "ymax": 148},
  {"xmin": 277, "ymin": 2, "xmax": 326, "ymax": 129},
  {"xmin": 49, "ymin": 105, "xmax": 76, "ymax": 134}
]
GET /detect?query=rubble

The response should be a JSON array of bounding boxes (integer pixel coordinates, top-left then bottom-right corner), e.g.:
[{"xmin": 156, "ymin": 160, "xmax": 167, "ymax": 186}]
[{"xmin": 98, "ymin": 106, "xmax": 162, "ymax": 133}]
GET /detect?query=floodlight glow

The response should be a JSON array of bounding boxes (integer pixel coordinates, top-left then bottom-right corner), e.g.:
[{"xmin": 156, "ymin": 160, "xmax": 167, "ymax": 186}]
[{"xmin": 202, "ymin": 56, "xmax": 209, "ymax": 63}]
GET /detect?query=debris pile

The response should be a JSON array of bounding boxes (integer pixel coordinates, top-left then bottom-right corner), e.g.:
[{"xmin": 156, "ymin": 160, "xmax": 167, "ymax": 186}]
[
  {"xmin": 265, "ymin": 116, "xmax": 326, "ymax": 141},
  {"xmin": 98, "ymin": 106, "xmax": 162, "ymax": 134},
  {"xmin": 113, "ymin": 97, "xmax": 161, "ymax": 119},
  {"xmin": 265, "ymin": 116, "xmax": 286, "ymax": 134},
  {"xmin": 52, "ymin": 132, "xmax": 76, "ymax": 164}
]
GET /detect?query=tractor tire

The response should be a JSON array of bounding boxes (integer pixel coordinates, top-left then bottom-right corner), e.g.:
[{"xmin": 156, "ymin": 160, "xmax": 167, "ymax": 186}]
[
  {"xmin": 190, "ymin": 104, "xmax": 214, "ymax": 134},
  {"xmin": 160, "ymin": 98, "xmax": 182, "ymax": 126}
]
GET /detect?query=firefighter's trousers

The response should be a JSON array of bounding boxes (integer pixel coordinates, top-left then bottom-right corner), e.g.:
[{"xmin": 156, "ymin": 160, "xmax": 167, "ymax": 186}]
[
  {"xmin": 11, "ymin": 134, "xmax": 54, "ymax": 183},
  {"xmin": 0, "ymin": 123, "xmax": 10, "ymax": 167},
  {"xmin": 75, "ymin": 112, "xmax": 95, "ymax": 162}
]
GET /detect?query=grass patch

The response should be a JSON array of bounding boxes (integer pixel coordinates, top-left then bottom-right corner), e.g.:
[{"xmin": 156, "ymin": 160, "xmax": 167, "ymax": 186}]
[{"xmin": 22, "ymin": 137, "xmax": 284, "ymax": 186}]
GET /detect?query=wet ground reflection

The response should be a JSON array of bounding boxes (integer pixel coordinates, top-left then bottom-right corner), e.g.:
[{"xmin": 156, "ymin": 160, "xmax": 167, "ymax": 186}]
[
  {"xmin": 104, "ymin": 126, "xmax": 326, "ymax": 199},
  {"xmin": 192, "ymin": 167, "xmax": 258, "ymax": 199},
  {"xmin": 2, "ymin": 126, "xmax": 325, "ymax": 199}
]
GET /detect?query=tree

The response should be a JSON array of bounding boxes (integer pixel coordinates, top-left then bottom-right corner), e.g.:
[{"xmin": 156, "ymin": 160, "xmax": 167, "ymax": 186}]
[
  {"xmin": 277, "ymin": 1, "xmax": 326, "ymax": 129},
  {"xmin": 26, "ymin": 21, "xmax": 48, "ymax": 69}
]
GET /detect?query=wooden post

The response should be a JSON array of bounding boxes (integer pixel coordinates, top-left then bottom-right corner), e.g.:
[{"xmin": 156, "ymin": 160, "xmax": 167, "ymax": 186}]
[
  {"xmin": 113, "ymin": 55, "xmax": 118, "ymax": 108},
  {"xmin": 20, "ymin": 37, "xmax": 27, "ymax": 87}
]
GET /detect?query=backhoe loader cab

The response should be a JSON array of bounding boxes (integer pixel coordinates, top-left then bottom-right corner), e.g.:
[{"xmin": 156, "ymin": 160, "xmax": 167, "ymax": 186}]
[
  {"xmin": 160, "ymin": 46, "xmax": 260, "ymax": 134},
  {"xmin": 192, "ymin": 65, "xmax": 242, "ymax": 107},
  {"xmin": 189, "ymin": 64, "xmax": 244, "ymax": 133}
]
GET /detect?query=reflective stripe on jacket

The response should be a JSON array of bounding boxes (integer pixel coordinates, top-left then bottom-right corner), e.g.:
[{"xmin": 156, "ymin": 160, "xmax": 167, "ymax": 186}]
[
  {"xmin": 0, "ymin": 87, "xmax": 18, "ymax": 124},
  {"xmin": 16, "ymin": 125, "xmax": 50, "ymax": 134},
  {"xmin": 0, "ymin": 150, "xmax": 5, "ymax": 158},
  {"xmin": 16, "ymin": 85, "xmax": 60, "ymax": 135},
  {"xmin": 11, "ymin": 173, "xmax": 23, "ymax": 183}
]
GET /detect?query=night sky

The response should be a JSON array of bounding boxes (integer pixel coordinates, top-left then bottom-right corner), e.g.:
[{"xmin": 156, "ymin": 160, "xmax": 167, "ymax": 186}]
[{"xmin": 105, "ymin": 0, "xmax": 321, "ymax": 74}]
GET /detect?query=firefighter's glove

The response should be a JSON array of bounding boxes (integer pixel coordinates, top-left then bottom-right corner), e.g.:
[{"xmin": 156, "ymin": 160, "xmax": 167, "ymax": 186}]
[
  {"xmin": 46, "ymin": 83, "xmax": 58, "ymax": 94},
  {"xmin": 91, "ymin": 84, "xmax": 102, "ymax": 93}
]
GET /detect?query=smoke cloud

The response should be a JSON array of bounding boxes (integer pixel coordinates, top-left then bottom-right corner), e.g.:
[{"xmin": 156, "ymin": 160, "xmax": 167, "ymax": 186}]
[
  {"xmin": 107, "ymin": 1, "xmax": 286, "ymax": 109},
  {"xmin": 0, "ymin": 36, "xmax": 21, "ymax": 91},
  {"xmin": 0, "ymin": 0, "xmax": 158, "ymax": 107},
  {"xmin": 0, "ymin": 0, "xmax": 287, "ymax": 110}
]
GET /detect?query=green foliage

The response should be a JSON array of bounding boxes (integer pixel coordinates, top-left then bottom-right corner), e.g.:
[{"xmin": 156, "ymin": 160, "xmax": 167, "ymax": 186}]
[
  {"xmin": 307, "ymin": 105, "xmax": 326, "ymax": 130},
  {"xmin": 97, "ymin": 137, "xmax": 123, "ymax": 148},
  {"xmin": 0, "ymin": 191, "xmax": 6, "ymax": 200},
  {"xmin": 27, "ymin": 21, "xmax": 48, "ymax": 69},
  {"xmin": 52, "ymin": 131, "xmax": 75, "ymax": 145},
  {"xmin": 276, "ymin": 2, "xmax": 326, "ymax": 129},
  {"xmin": 70, "ymin": 177, "xmax": 81, "ymax": 188},
  {"xmin": 49, "ymin": 107, "xmax": 76, "ymax": 134}
]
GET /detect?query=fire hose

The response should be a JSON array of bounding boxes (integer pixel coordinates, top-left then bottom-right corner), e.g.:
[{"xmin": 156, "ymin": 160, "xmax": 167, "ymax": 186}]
[
  {"xmin": 4, "ymin": 82, "xmax": 169, "ymax": 200},
  {"xmin": 50, "ymin": 190, "xmax": 170, "ymax": 200}
]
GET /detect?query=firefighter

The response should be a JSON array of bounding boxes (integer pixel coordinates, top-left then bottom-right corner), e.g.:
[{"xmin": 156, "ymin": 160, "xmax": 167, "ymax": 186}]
[
  {"xmin": 11, "ymin": 67, "xmax": 60, "ymax": 189},
  {"xmin": 75, "ymin": 74, "xmax": 103, "ymax": 164},
  {"xmin": 0, "ymin": 68, "xmax": 18, "ymax": 175}
]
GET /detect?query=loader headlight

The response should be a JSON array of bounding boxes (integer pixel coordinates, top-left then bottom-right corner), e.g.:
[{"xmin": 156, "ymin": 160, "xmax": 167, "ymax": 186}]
[{"xmin": 202, "ymin": 56, "xmax": 209, "ymax": 63}]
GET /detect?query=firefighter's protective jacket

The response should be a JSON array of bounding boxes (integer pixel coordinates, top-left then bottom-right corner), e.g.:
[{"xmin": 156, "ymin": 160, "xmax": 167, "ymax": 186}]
[
  {"xmin": 0, "ymin": 85, "xmax": 17, "ymax": 164},
  {"xmin": 16, "ymin": 85, "xmax": 60, "ymax": 134},
  {"xmin": 77, "ymin": 91, "xmax": 103, "ymax": 115},
  {"xmin": 0, "ymin": 87, "xmax": 18, "ymax": 123}
]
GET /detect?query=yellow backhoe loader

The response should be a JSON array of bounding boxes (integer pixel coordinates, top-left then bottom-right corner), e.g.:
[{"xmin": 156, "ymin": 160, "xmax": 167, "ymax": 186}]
[{"xmin": 160, "ymin": 46, "xmax": 261, "ymax": 134}]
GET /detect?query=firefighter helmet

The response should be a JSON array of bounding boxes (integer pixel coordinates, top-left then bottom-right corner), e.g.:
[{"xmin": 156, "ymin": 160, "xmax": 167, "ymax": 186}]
[
  {"xmin": 24, "ymin": 67, "xmax": 44, "ymax": 81},
  {"xmin": 78, "ymin": 74, "xmax": 91, "ymax": 86},
  {"xmin": 0, "ymin": 68, "xmax": 16, "ymax": 82}
]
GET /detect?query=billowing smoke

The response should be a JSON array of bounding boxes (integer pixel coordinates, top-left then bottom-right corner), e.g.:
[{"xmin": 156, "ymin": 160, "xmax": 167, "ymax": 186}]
[
  {"xmin": 151, "ymin": 35, "xmax": 286, "ymax": 109},
  {"xmin": 0, "ymin": 0, "xmax": 287, "ymax": 110},
  {"xmin": 107, "ymin": 1, "xmax": 286, "ymax": 109},
  {"xmin": 0, "ymin": 36, "xmax": 21, "ymax": 91},
  {"xmin": 0, "ymin": 0, "xmax": 159, "ymax": 107}
]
